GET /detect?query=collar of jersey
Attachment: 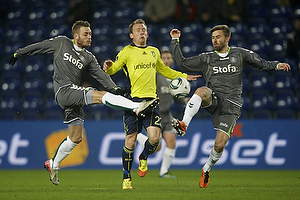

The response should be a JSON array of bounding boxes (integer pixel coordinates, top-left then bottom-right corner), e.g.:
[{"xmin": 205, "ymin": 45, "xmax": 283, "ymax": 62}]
[
  {"xmin": 72, "ymin": 39, "xmax": 84, "ymax": 51},
  {"xmin": 215, "ymin": 46, "xmax": 230, "ymax": 57},
  {"xmin": 130, "ymin": 43, "xmax": 147, "ymax": 49}
]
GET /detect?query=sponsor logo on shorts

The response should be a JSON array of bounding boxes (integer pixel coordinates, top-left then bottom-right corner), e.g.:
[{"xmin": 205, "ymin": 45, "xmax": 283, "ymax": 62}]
[
  {"xmin": 71, "ymin": 84, "xmax": 87, "ymax": 90},
  {"xmin": 220, "ymin": 122, "xmax": 228, "ymax": 128}
]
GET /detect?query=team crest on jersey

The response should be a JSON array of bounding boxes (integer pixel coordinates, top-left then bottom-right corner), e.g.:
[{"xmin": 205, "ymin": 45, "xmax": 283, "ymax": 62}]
[
  {"xmin": 230, "ymin": 56, "xmax": 237, "ymax": 63},
  {"xmin": 79, "ymin": 55, "xmax": 85, "ymax": 63},
  {"xmin": 151, "ymin": 51, "xmax": 156, "ymax": 58}
]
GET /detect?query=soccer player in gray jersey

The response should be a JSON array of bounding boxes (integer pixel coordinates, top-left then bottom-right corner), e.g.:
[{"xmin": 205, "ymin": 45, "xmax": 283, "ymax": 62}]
[
  {"xmin": 137, "ymin": 50, "xmax": 187, "ymax": 178},
  {"xmin": 8, "ymin": 20, "xmax": 159, "ymax": 185},
  {"xmin": 169, "ymin": 25, "xmax": 291, "ymax": 188}
]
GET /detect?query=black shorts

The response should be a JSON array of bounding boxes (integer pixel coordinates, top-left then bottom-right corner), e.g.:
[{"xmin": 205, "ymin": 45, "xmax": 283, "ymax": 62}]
[
  {"xmin": 123, "ymin": 98, "xmax": 161, "ymax": 135},
  {"xmin": 204, "ymin": 91, "xmax": 241, "ymax": 137}
]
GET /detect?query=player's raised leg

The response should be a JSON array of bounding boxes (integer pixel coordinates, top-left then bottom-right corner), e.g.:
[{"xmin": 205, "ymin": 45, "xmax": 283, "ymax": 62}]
[
  {"xmin": 97, "ymin": 91, "xmax": 159, "ymax": 116},
  {"xmin": 172, "ymin": 87, "xmax": 211, "ymax": 136},
  {"xmin": 135, "ymin": 97, "xmax": 159, "ymax": 117}
]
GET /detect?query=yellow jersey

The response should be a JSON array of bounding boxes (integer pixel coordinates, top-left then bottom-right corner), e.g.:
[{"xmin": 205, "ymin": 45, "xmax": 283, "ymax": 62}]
[{"xmin": 105, "ymin": 44, "xmax": 187, "ymax": 98}]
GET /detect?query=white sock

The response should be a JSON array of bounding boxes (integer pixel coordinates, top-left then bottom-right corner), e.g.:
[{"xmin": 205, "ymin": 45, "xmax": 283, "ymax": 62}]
[
  {"xmin": 52, "ymin": 136, "xmax": 78, "ymax": 169},
  {"xmin": 102, "ymin": 92, "xmax": 140, "ymax": 111},
  {"xmin": 159, "ymin": 147, "xmax": 176, "ymax": 176},
  {"xmin": 203, "ymin": 148, "xmax": 223, "ymax": 172},
  {"xmin": 182, "ymin": 94, "xmax": 202, "ymax": 127},
  {"xmin": 137, "ymin": 133, "xmax": 148, "ymax": 147}
]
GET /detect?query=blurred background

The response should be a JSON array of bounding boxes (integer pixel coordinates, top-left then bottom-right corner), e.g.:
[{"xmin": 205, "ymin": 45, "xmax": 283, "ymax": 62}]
[{"xmin": 0, "ymin": 0, "xmax": 300, "ymax": 121}]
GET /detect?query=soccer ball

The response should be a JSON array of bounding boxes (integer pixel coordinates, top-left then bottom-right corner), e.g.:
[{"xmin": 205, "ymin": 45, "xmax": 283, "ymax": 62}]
[{"xmin": 169, "ymin": 77, "xmax": 191, "ymax": 98}]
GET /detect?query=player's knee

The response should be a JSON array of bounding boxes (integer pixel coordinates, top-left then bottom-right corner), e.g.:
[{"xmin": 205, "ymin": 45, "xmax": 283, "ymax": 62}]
[
  {"xmin": 92, "ymin": 90, "xmax": 107, "ymax": 104},
  {"xmin": 195, "ymin": 87, "xmax": 210, "ymax": 100}
]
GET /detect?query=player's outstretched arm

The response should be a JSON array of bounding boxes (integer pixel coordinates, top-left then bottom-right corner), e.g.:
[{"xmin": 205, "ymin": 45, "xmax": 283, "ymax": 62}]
[{"xmin": 277, "ymin": 63, "xmax": 291, "ymax": 71}]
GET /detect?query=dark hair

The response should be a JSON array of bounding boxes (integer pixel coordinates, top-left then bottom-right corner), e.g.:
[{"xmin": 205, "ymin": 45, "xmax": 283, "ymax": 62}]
[
  {"xmin": 210, "ymin": 25, "xmax": 231, "ymax": 38},
  {"xmin": 72, "ymin": 20, "xmax": 90, "ymax": 35},
  {"xmin": 129, "ymin": 19, "xmax": 147, "ymax": 34}
]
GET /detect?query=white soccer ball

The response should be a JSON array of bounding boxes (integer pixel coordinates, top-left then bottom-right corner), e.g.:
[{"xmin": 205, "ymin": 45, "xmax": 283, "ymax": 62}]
[{"xmin": 169, "ymin": 77, "xmax": 191, "ymax": 98}]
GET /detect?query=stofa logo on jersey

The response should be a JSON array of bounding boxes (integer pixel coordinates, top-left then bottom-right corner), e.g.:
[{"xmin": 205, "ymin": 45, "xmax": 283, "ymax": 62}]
[
  {"xmin": 63, "ymin": 52, "xmax": 84, "ymax": 69},
  {"xmin": 213, "ymin": 64, "xmax": 238, "ymax": 74},
  {"xmin": 213, "ymin": 56, "xmax": 240, "ymax": 74}
]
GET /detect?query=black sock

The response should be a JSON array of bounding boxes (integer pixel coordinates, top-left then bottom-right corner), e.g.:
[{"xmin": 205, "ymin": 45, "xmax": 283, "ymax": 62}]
[
  {"xmin": 122, "ymin": 146, "xmax": 134, "ymax": 179},
  {"xmin": 139, "ymin": 139, "xmax": 158, "ymax": 160}
]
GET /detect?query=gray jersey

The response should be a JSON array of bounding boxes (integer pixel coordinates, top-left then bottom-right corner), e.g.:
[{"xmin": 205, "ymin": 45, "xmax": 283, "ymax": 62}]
[
  {"xmin": 15, "ymin": 36, "xmax": 117, "ymax": 94},
  {"xmin": 171, "ymin": 39, "xmax": 279, "ymax": 106}
]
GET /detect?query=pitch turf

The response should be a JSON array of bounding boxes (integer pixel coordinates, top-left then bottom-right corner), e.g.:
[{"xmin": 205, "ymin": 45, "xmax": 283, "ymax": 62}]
[{"xmin": 0, "ymin": 169, "xmax": 299, "ymax": 200}]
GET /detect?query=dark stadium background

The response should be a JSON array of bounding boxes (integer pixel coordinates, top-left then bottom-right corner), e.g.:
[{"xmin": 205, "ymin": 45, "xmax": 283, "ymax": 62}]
[{"xmin": 1, "ymin": 0, "xmax": 299, "ymax": 120}]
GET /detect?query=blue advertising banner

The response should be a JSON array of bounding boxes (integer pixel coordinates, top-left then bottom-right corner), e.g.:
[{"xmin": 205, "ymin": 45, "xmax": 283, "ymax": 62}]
[{"xmin": 0, "ymin": 120, "xmax": 299, "ymax": 169}]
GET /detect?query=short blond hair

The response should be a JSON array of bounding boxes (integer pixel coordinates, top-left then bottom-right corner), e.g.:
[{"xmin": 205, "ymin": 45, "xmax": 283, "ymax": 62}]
[
  {"xmin": 129, "ymin": 19, "xmax": 147, "ymax": 34},
  {"xmin": 72, "ymin": 20, "xmax": 90, "ymax": 35}
]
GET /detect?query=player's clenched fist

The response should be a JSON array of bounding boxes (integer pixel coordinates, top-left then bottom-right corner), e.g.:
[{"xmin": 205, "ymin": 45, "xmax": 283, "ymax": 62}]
[
  {"xmin": 170, "ymin": 29, "xmax": 181, "ymax": 39},
  {"xmin": 103, "ymin": 60, "xmax": 113, "ymax": 71}
]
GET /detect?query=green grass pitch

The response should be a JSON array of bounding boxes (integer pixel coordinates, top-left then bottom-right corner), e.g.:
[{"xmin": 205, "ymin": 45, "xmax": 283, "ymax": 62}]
[{"xmin": 0, "ymin": 169, "xmax": 299, "ymax": 200}]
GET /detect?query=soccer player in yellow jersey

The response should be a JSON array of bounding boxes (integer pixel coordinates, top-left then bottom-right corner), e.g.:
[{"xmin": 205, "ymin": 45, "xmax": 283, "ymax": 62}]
[{"xmin": 103, "ymin": 19, "xmax": 200, "ymax": 189}]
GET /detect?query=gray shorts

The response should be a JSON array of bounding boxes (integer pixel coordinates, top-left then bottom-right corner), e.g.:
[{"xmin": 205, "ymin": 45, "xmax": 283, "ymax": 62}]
[
  {"xmin": 160, "ymin": 111, "xmax": 175, "ymax": 134},
  {"xmin": 204, "ymin": 90, "xmax": 241, "ymax": 137},
  {"xmin": 55, "ymin": 84, "xmax": 95, "ymax": 125}
]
